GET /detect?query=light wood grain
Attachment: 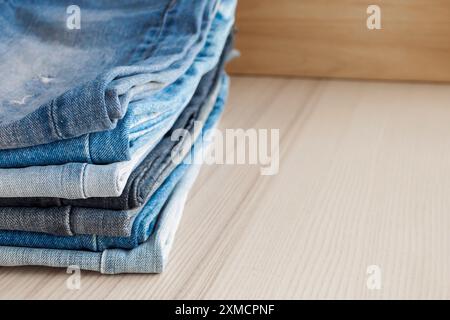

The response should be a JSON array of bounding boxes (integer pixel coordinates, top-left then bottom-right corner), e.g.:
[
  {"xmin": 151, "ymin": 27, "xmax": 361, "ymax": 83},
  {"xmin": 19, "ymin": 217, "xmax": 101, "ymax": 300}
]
[
  {"xmin": 1, "ymin": 76, "xmax": 450, "ymax": 299},
  {"xmin": 228, "ymin": 0, "xmax": 450, "ymax": 82}
]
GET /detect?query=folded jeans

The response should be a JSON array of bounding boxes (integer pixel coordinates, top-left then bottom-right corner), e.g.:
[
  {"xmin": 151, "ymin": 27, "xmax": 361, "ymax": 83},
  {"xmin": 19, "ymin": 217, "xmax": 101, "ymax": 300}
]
[
  {"xmin": 0, "ymin": 150, "xmax": 204, "ymax": 274},
  {"xmin": 0, "ymin": 75, "xmax": 229, "ymax": 249},
  {"xmin": 0, "ymin": 29, "xmax": 234, "ymax": 211},
  {"xmin": 0, "ymin": 0, "xmax": 221, "ymax": 150},
  {"xmin": 0, "ymin": 72, "xmax": 227, "ymax": 237},
  {"xmin": 0, "ymin": 2, "xmax": 235, "ymax": 199}
]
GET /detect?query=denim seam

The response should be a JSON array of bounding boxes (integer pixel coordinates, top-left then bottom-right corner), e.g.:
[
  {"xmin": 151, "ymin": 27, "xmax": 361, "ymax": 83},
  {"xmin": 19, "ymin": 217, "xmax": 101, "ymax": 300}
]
[
  {"xmin": 114, "ymin": 171, "xmax": 121, "ymax": 194},
  {"xmin": 93, "ymin": 234, "xmax": 98, "ymax": 252},
  {"xmin": 49, "ymin": 99, "xmax": 63, "ymax": 140},
  {"xmin": 100, "ymin": 249, "xmax": 107, "ymax": 274},
  {"xmin": 149, "ymin": 0, "xmax": 178, "ymax": 56},
  {"xmin": 136, "ymin": 135, "xmax": 186, "ymax": 204},
  {"xmin": 65, "ymin": 206, "xmax": 74, "ymax": 236},
  {"xmin": 136, "ymin": 161, "xmax": 161, "ymax": 204},
  {"xmin": 150, "ymin": 0, "xmax": 199, "ymax": 64},
  {"xmin": 80, "ymin": 163, "xmax": 88, "ymax": 199},
  {"xmin": 129, "ymin": 0, "xmax": 176, "ymax": 64},
  {"xmin": 84, "ymin": 134, "xmax": 92, "ymax": 163},
  {"xmin": 133, "ymin": 155, "xmax": 161, "ymax": 207}
]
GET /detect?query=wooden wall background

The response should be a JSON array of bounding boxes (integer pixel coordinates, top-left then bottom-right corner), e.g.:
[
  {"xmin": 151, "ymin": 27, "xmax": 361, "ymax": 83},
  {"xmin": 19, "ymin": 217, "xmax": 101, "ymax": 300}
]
[{"xmin": 227, "ymin": 0, "xmax": 450, "ymax": 82}]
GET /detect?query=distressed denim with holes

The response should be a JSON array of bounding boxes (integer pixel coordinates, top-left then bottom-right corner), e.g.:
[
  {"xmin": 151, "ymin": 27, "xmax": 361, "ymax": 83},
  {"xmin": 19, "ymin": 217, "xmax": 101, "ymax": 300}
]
[
  {"xmin": 0, "ymin": 2, "xmax": 235, "ymax": 199},
  {"xmin": 0, "ymin": 75, "xmax": 228, "ymax": 253},
  {"xmin": 0, "ymin": 0, "xmax": 221, "ymax": 150}
]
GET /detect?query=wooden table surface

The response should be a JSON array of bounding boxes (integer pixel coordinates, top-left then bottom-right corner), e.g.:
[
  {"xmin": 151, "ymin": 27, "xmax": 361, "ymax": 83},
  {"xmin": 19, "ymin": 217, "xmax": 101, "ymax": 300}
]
[
  {"xmin": 1, "ymin": 76, "xmax": 450, "ymax": 299},
  {"xmin": 229, "ymin": 0, "xmax": 450, "ymax": 82}
]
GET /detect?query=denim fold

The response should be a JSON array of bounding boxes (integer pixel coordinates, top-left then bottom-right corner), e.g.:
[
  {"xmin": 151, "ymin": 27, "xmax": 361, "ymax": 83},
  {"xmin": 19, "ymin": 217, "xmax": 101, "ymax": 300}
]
[
  {"xmin": 0, "ymin": 31, "xmax": 232, "ymax": 210},
  {"xmin": 0, "ymin": 0, "xmax": 237, "ymax": 275},
  {"xmin": 0, "ymin": 0, "xmax": 221, "ymax": 150},
  {"xmin": 0, "ymin": 2, "xmax": 235, "ymax": 199},
  {"xmin": 0, "ymin": 75, "xmax": 228, "ymax": 249},
  {"xmin": 0, "ymin": 157, "xmax": 203, "ymax": 274},
  {"xmin": 0, "ymin": 73, "xmax": 227, "ymax": 237}
]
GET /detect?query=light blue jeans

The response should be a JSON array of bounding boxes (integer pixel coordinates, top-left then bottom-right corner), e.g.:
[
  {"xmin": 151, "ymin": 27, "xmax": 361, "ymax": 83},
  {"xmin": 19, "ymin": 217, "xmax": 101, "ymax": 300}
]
[
  {"xmin": 0, "ymin": 156, "xmax": 203, "ymax": 274},
  {"xmin": 0, "ymin": 76, "xmax": 229, "ymax": 273},
  {"xmin": 0, "ymin": 0, "xmax": 220, "ymax": 150},
  {"xmin": 0, "ymin": 76, "xmax": 229, "ymax": 252},
  {"xmin": 0, "ymin": 1, "xmax": 235, "ymax": 199},
  {"xmin": 0, "ymin": 73, "xmax": 225, "ymax": 237}
]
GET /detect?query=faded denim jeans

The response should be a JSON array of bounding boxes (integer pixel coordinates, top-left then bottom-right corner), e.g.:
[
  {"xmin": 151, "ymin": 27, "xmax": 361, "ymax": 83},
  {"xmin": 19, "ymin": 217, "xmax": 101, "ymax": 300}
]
[
  {"xmin": 0, "ymin": 2, "xmax": 235, "ymax": 199},
  {"xmin": 0, "ymin": 31, "xmax": 232, "ymax": 212},
  {"xmin": 0, "ymin": 0, "xmax": 220, "ymax": 150},
  {"xmin": 0, "ymin": 73, "xmax": 227, "ymax": 237},
  {"xmin": 0, "ymin": 75, "xmax": 229, "ymax": 254},
  {"xmin": 0, "ymin": 151, "xmax": 204, "ymax": 274}
]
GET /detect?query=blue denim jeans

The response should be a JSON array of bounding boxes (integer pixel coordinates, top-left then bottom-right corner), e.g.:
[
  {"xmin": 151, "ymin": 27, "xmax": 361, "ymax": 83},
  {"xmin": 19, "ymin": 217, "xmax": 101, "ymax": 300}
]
[
  {"xmin": 0, "ymin": 73, "xmax": 227, "ymax": 237},
  {"xmin": 0, "ymin": 0, "xmax": 238, "ymax": 170},
  {"xmin": 0, "ymin": 150, "xmax": 204, "ymax": 274},
  {"xmin": 0, "ymin": 75, "xmax": 229, "ymax": 251},
  {"xmin": 0, "ymin": 31, "xmax": 232, "ymax": 211},
  {"xmin": 0, "ymin": 0, "xmax": 221, "ymax": 150},
  {"xmin": 0, "ymin": 2, "xmax": 235, "ymax": 199}
]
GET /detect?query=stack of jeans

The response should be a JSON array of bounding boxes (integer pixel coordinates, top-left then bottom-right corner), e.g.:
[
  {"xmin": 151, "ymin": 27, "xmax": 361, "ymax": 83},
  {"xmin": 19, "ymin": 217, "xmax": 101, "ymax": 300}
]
[{"xmin": 0, "ymin": 0, "xmax": 236, "ymax": 274}]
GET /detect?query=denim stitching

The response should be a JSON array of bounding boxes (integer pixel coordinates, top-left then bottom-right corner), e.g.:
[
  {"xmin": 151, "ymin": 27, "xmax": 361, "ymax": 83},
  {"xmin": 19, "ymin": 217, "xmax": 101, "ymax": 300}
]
[
  {"xmin": 115, "ymin": 171, "xmax": 121, "ymax": 194},
  {"xmin": 84, "ymin": 134, "xmax": 92, "ymax": 163},
  {"xmin": 65, "ymin": 206, "xmax": 74, "ymax": 236},
  {"xmin": 129, "ymin": 0, "xmax": 177, "ymax": 64},
  {"xmin": 93, "ymin": 234, "xmax": 98, "ymax": 252},
  {"xmin": 80, "ymin": 163, "xmax": 88, "ymax": 199},
  {"xmin": 133, "ymin": 154, "xmax": 161, "ymax": 206},
  {"xmin": 100, "ymin": 249, "xmax": 107, "ymax": 274},
  {"xmin": 49, "ymin": 99, "xmax": 63, "ymax": 139},
  {"xmin": 136, "ymin": 154, "xmax": 166, "ymax": 204},
  {"xmin": 135, "ymin": 121, "xmax": 192, "ymax": 204}
]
